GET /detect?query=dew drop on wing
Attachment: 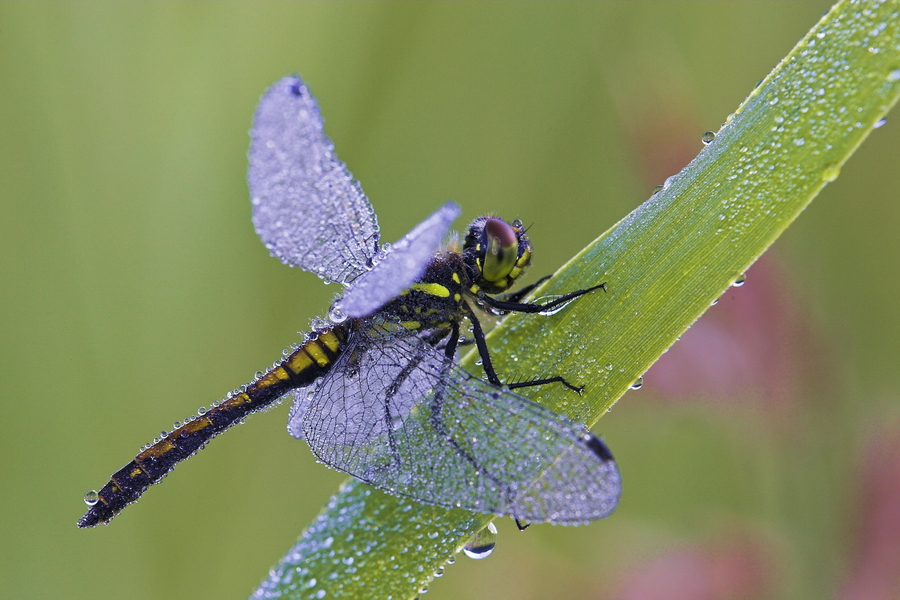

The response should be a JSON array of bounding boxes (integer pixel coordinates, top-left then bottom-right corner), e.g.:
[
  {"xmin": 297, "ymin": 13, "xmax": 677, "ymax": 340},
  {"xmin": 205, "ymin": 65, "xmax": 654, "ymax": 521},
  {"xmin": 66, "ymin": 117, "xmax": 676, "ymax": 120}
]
[{"xmin": 83, "ymin": 490, "xmax": 99, "ymax": 506}]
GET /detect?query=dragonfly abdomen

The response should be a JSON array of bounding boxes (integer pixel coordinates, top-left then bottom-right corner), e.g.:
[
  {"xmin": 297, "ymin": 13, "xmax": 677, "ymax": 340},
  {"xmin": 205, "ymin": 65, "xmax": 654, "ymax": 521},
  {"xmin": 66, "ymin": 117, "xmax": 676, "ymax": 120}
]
[{"xmin": 78, "ymin": 325, "xmax": 349, "ymax": 527}]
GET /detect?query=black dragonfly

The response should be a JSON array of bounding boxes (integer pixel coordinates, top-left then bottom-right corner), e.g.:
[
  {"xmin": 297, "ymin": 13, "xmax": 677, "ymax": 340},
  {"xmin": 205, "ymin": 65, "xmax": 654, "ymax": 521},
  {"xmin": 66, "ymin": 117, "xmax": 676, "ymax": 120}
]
[{"xmin": 78, "ymin": 76, "xmax": 621, "ymax": 528}]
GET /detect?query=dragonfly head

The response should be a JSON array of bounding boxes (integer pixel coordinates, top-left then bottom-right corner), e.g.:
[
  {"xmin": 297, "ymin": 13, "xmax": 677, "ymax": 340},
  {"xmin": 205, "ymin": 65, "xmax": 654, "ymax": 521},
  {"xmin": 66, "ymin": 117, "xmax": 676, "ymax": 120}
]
[{"xmin": 463, "ymin": 216, "xmax": 532, "ymax": 293}]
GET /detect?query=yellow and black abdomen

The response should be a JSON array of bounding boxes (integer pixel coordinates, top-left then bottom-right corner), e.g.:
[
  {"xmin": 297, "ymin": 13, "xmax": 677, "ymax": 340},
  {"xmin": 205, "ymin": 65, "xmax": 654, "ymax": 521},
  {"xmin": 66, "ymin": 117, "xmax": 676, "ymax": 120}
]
[{"xmin": 78, "ymin": 325, "xmax": 349, "ymax": 527}]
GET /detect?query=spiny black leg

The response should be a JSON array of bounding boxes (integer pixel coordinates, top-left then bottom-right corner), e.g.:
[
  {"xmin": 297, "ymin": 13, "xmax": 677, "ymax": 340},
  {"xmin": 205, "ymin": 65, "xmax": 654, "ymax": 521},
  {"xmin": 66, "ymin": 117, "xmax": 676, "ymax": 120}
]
[
  {"xmin": 466, "ymin": 307, "xmax": 584, "ymax": 393},
  {"xmin": 444, "ymin": 320, "xmax": 460, "ymax": 361},
  {"xmin": 467, "ymin": 308, "xmax": 503, "ymax": 387},
  {"xmin": 507, "ymin": 375, "xmax": 583, "ymax": 394},
  {"xmin": 483, "ymin": 282, "xmax": 606, "ymax": 314},
  {"xmin": 498, "ymin": 274, "xmax": 552, "ymax": 304},
  {"xmin": 515, "ymin": 518, "xmax": 531, "ymax": 531}
]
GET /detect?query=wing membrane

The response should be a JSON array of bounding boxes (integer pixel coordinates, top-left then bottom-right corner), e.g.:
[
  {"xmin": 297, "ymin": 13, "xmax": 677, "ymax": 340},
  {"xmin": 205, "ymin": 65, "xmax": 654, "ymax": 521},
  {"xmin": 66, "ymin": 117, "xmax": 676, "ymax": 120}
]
[
  {"xmin": 337, "ymin": 201, "xmax": 461, "ymax": 318},
  {"xmin": 248, "ymin": 76, "xmax": 379, "ymax": 283},
  {"xmin": 293, "ymin": 323, "xmax": 621, "ymax": 523}
]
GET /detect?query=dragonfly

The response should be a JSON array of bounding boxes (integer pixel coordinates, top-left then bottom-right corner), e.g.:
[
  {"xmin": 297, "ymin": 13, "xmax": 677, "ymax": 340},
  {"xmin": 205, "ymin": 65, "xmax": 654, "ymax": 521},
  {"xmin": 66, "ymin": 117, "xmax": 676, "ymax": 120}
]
[{"xmin": 78, "ymin": 75, "xmax": 621, "ymax": 528}]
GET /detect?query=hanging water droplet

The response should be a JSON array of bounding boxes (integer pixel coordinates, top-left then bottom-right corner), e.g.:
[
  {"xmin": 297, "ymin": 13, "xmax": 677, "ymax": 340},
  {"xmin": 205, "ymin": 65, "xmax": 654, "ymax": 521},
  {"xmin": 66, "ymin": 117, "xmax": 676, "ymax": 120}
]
[
  {"xmin": 463, "ymin": 522, "xmax": 497, "ymax": 559},
  {"xmin": 874, "ymin": 117, "xmax": 887, "ymax": 128},
  {"xmin": 701, "ymin": 131, "xmax": 716, "ymax": 144},
  {"xmin": 732, "ymin": 273, "xmax": 747, "ymax": 287},
  {"xmin": 711, "ymin": 298, "xmax": 719, "ymax": 306},
  {"xmin": 197, "ymin": 406, "xmax": 207, "ymax": 415},
  {"xmin": 652, "ymin": 184, "xmax": 663, "ymax": 194},
  {"xmin": 630, "ymin": 376, "xmax": 643, "ymax": 390},
  {"xmin": 433, "ymin": 566, "xmax": 444, "ymax": 578},
  {"xmin": 84, "ymin": 490, "xmax": 99, "ymax": 506},
  {"xmin": 160, "ymin": 430, "xmax": 168, "ymax": 438}
]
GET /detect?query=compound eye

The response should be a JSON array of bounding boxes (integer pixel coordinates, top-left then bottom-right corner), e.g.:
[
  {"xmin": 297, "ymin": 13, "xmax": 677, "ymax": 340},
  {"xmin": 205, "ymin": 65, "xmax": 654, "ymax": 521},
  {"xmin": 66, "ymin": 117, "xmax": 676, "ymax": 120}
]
[{"xmin": 481, "ymin": 218, "xmax": 518, "ymax": 283}]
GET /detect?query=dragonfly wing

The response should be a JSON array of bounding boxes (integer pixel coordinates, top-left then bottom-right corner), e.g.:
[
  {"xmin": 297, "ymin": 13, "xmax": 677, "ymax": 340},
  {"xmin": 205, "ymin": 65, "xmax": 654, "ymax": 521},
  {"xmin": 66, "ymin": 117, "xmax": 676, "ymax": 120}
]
[
  {"xmin": 296, "ymin": 323, "xmax": 621, "ymax": 523},
  {"xmin": 249, "ymin": 75, "xmax": 379, "ymax": 283},
  {"xmin": 337, "ymin": 201, "xmax": 461, "ymax": 318}
]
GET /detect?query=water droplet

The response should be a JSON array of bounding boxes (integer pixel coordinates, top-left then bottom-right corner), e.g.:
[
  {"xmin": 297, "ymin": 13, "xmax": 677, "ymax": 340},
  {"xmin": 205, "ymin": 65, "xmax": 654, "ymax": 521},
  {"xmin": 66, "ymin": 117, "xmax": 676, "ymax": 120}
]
[
  {"xmin": 822, "ymin": 163, "xmax": 841, "ymax": 182},
  {"xmin": 197, "ymin": 406, "xmax": 207, "ymax": 415},
  {"xmin": 874, "ymin": 117, "xmax": 887, "ymax": 128},
  {"xmin": 160, "ymin": 430, "xmax": 168, "ymax": 438},
  {"xmin": 652, "ymin": 185, "xmax": 663, "ymax": 194},
  {"xmin": 793, "ymin": 138, "xmax": 805, "ymax": 146},
  {"xmin": 732, "ymin": 273, "xmax": 747, "ymax": 287},
  {"xmin": 434, "ymin": 566, "xmax": 444, "ymax": 577},
  {"xmin": 630, "ymin": 377, "xmax": 643, "ymax": 390},
  {"xmin": 463, "ymin": 522, "xmax": 497, "ymax": 560},
  {"xmin": 701, "ymin": 131, "xmax": 716, "ymax": 144},
  {"xmin": 888, "ymin": 69, "xmax": 900, "ymax": 83},
  {"xmin": 711, "ymin": 298, "xmax": 719, "ymax": 306},
  {"xmin": 328, "ymin": 305, "xmax": 347, "ymax": 324},
  {"xmin": 84, "ymin": 490, "xmax": 99, "ymax": 506},
  {"xmin": 173, "ymin": 421, "xmax": 182, "ymax": 429}
]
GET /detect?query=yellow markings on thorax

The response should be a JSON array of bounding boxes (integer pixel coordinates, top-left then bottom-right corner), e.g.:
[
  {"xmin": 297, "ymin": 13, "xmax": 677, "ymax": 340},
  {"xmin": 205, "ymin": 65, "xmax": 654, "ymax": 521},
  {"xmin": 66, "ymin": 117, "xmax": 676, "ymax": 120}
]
[
  {"xmin": 410, "ymin": 282, "xmax": 451, "ymax": 298},
  {"xmin": 452, "ymin": 272, "xmax": 461, "ymax": 284}
]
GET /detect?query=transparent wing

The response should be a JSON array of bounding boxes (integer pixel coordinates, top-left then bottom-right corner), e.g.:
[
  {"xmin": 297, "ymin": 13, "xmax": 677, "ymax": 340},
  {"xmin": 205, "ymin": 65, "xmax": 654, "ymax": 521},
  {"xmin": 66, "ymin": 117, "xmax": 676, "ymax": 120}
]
[
  {"xmin": 337, "ymin": 201, "xmax": 461, "ymax": 318},
  {"xmin": 291, "ymin": 323, "xmax": 621, "ymax": 523},
  {"xmin": 249, "ymin": 75, "xmax": 379, "ymax": 283}
]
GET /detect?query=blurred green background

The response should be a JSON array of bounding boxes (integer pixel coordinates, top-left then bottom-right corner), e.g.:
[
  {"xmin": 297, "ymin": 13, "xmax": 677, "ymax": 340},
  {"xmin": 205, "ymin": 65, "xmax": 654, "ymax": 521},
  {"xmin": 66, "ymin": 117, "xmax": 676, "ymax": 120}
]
[{"xmin": 2, "ymin": 2, "xmax": 899, "ymax": 599}]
